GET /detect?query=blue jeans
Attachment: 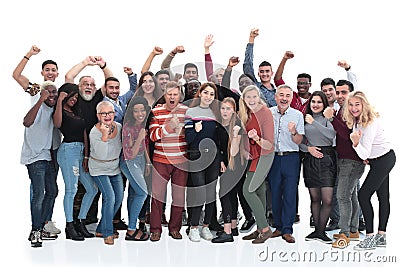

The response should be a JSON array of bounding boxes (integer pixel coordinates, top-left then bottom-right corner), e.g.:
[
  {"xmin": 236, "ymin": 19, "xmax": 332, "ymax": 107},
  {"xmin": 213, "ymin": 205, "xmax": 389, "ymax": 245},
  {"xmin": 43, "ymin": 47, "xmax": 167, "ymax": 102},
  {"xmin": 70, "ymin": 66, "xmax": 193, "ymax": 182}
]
[
  {"xmin": 93, "ymin": 174, "xmax": 124, "ymax": 238},
  {"xmin": 27, "ymin": 160, "xmax": 58, "ymax": 231},
  {"xmin": 120, "ymin": 154, "xmax": 148, "ymax": 230},
  {"xmin": 336, "ymin": 159, "xmax": 365, "ymax": 234},
  {"xmin": 268, "ymin": 152, "xmax": 300, "ymax": 235},
  {"xmin": 57, "ymin": 142, "xmax": 98, "ymax": 222}
]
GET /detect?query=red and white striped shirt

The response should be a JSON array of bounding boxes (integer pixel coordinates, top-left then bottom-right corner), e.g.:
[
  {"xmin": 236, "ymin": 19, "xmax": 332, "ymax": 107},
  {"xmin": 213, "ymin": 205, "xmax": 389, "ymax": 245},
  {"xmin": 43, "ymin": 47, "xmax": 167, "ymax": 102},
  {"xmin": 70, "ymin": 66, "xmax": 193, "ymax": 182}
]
[{"xmin": 149, "ymin": 103, "xmax": 188, "ymax": 164}]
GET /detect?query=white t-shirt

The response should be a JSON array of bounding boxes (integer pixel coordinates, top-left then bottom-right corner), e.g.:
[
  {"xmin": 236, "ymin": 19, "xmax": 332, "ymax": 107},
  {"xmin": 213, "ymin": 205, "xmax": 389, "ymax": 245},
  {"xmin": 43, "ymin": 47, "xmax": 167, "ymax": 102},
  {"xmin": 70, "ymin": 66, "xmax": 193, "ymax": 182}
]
[{"xmin": 20, "ymin": 95, "xmax": 54, "ymax": 165}]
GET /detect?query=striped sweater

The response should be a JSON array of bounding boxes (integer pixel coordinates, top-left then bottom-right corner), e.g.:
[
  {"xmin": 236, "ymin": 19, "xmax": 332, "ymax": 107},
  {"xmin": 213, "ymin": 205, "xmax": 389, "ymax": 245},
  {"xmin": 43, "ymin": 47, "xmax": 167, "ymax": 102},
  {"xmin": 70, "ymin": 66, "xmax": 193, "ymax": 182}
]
[{"xmin": 149, "ymin": 103, "xmax": 188, "ymax": 164}]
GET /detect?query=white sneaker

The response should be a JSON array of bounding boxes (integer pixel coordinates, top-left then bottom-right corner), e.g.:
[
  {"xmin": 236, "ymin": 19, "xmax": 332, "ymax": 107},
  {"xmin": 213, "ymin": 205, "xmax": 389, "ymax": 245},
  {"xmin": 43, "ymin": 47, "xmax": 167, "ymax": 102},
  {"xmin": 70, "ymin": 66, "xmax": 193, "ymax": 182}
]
[
  {"xmin": 188, "ymin": 228, "xmax": 201, "ymax": 242},
  {"xmin": 200, "ymin": 226, "xmax": 213, "ymax": 241},
  {"xmin": 44, "ymin": 221, "xmax": 61, "ymax": 234}
]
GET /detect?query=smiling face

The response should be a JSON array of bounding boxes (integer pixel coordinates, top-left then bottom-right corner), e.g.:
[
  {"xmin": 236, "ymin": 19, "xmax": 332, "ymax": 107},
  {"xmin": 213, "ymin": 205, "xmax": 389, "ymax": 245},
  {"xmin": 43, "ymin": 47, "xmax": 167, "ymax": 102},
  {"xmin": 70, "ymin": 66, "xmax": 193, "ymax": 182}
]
[
  {"xmin": 258, "ymin": 65, "xmax": 273, "ymax": 83},
  {"xmin": 132, "ymin": 103, "xmax": 146, "ymax": 125},
  {"xmin": 321, "ymin": 84, "xmax": 336, "ymax": 105},
  {"xmin": 78, "ymin": 77, "xmax": 96, "ymax": 101},
  {"xmin": 41, "ymin": 63, "xmax": 59, "ymax": 82},
  {"xmin": 157, "ymin": 73, "xmax": 170, "ymax": 91},
  {"xmin": 310, "ymin": 95, "xmax": 324, "ymax": 113},
  {"xmin": 65, "ymin": 93, "xmax": 78, "ymax": 108},
  {"xmin": 44, "ymin": 85, "xmax": 58, "ymax": 107},
  {"xmin": 141, "ymin": 75, "xmax": 155, "ymax": 95},
  {"xmin": 244, "ymin": 88, "xmax": 261, "ymax": 112},
  {"xmin": 105, "ymin": 80, "xmax": 120, "ymax": 101},
  {"xmin": 336, "ymin": 84, "xmax": 351, "ymax": 107},
  {"xmin": 348, "ymin": 96, "xmax": 363, "ymax": 119},
  {"xmin": 199, "ymin": 86, "xmax": 215, "ymax": 107},
  {"xmin": 275, "ymin": 86, "xmax": 293, "ymax": 113},
  {"xmin": 297, "ymin": 77, "xmax": 311, "ymax": 96},
  {"xmin": 164, "ymin": 87, "xmax": 181, "ymax": 110}
]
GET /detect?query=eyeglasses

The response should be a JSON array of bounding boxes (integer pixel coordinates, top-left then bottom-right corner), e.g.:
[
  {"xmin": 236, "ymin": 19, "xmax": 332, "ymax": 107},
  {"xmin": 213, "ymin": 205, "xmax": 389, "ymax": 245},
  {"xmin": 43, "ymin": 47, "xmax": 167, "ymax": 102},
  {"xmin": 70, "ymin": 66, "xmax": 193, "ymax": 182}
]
[
  {"xmin": 98, "ymin": 111, "xmax": 115, "ymax": 117},
  {"xmin": 297, "ymin": 82, "xmax": 310, "ymax": 86},
  {"xmin": 82, "ymin": 82, "xmax": 96, "ymax": 87}
]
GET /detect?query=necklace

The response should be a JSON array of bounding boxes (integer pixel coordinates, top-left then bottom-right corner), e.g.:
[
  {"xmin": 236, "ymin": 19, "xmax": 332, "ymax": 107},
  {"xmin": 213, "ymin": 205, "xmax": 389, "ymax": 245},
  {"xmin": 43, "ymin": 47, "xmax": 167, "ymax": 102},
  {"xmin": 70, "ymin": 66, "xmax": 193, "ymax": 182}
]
[{"xmin": 108, "ymin": 124, "xmax": 116, "ymax": 135}]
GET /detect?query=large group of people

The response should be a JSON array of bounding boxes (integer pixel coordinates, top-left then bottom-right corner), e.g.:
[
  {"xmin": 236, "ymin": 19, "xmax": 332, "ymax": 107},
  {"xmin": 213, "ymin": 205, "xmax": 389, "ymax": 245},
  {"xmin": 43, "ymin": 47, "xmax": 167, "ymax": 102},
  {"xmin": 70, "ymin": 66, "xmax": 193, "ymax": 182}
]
[{"xmin": 14, "ymin": 28, "xmax": 395, "ymax": 251}]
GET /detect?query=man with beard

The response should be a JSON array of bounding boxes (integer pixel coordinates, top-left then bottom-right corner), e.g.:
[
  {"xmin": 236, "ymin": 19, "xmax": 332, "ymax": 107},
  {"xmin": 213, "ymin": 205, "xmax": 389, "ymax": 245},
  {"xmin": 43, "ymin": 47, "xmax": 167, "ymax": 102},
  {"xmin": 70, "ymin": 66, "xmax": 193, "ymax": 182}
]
[
  {"xmin": 13, "ymin": 45, "xmax": 62, "ymax": 236},
  {"xmin": 64, "ymin": 56, "xmax": 113, "ymax": 225}
]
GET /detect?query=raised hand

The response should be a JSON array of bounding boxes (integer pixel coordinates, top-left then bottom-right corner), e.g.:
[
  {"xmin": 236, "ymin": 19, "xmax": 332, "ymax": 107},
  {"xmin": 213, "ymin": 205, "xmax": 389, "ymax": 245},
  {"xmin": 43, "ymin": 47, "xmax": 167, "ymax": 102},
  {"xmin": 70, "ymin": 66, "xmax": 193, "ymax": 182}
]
[
  {"xmin": 228, "ymin": 56, "xmax": 240, "ymax": 68},
  {"xmin": 153, "ymin": 46, "xmax": 163, "ymax": 55},
  {"xmin": 337, "ymin": 60, "xmax": 350, "ymax": 69},
  {"xmin": 284, "ymin": 51, "xmax": 294, "ymax": 59},
  {"xmin": 123, "ymin": 67, "xmax": 133, "ymax": 75},
  {"xmin": 204, "ymin": 34, "xmax": 215, "ymax": 49}
]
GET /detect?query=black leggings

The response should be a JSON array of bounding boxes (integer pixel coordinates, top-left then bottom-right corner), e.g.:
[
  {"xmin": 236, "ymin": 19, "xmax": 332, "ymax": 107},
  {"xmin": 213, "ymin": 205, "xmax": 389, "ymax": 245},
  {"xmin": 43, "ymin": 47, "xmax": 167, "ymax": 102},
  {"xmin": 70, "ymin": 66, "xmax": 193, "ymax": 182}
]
[
  {"xmin": 219, "ymin": 165, "xmax": 244, "ymax": 224},
  {"xmin": 358, "ymin": 150, "xmax": 396, "ymax": 234},
  {"xmin": 187, "ymin": 158, "xmax": 219, "ymax": 226}
]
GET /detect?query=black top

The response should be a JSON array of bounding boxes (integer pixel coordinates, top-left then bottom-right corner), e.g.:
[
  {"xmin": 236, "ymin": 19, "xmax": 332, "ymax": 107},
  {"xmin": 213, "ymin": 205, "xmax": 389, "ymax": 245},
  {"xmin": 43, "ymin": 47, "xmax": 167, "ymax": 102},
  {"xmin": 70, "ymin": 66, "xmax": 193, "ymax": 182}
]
[
  {"xmin": 59, "ymin": 110, "xmax": 86, "ymax": 143},
  {"xmin": 217, "ymin": 119, "xmax": 243, "ymax": 165}
]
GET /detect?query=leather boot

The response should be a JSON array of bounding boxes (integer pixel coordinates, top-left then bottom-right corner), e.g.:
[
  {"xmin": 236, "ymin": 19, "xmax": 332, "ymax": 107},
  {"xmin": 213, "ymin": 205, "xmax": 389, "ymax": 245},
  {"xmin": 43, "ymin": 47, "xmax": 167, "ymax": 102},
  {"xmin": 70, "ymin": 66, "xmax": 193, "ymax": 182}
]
[
  {"xmin": 75, "ymin": 219, "xmax": 95, "ymax": 238},
  {"xmin": 65, "ymin": 222, "xmax": 84, "ymax": 241}
]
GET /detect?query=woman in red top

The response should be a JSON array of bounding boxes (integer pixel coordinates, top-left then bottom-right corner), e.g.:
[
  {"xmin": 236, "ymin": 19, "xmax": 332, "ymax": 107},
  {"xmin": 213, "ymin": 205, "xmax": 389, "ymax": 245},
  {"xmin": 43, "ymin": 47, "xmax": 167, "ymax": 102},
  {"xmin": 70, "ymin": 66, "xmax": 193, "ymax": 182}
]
[{"xmin": 238, "ymin": 85, "xmax": 275, "ymax": 244}]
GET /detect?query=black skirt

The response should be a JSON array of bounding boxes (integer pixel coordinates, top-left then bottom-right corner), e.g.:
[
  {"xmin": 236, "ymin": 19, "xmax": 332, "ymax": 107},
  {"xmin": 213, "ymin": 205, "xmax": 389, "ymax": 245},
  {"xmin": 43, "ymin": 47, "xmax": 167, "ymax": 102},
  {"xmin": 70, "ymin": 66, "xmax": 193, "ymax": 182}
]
[{"xmin": 303, "ymin": 146, "xmax": 337, "ymax": 188}]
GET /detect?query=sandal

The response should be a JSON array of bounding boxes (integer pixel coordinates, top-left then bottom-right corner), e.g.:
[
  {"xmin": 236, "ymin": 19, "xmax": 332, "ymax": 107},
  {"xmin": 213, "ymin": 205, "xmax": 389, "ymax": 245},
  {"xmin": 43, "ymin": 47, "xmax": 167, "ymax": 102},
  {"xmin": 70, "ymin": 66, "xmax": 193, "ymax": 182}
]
[{"xmin": 125, "ymin": 229, "xmax": 149, "ymax": 241}]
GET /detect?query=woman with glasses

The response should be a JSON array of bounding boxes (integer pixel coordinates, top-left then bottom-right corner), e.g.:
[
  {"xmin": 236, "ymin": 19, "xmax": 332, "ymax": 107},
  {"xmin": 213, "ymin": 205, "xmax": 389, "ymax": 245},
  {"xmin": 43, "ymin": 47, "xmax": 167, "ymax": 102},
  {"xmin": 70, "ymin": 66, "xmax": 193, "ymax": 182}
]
[{"xmin": 89, "ymin": 101, "xmax": 124, "ymax": 245}]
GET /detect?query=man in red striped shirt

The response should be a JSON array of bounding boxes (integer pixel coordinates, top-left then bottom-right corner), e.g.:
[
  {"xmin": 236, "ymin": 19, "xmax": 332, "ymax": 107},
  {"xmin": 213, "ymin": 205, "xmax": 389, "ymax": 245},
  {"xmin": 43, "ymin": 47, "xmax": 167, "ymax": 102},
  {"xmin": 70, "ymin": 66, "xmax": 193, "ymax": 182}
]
[{"xmin": 149, "ymin": 81, "xmax": 188, "ymax": 241}]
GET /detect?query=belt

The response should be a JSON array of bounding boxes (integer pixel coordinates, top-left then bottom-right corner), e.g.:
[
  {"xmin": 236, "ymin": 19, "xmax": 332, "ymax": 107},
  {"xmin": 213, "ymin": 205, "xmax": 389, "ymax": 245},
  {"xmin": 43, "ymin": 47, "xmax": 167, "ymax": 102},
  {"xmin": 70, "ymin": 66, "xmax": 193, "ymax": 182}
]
[
  {"xmin": 90, "ymin": 156, "xmax": 119, "ymax": 163},
  {"xmin": 275, "ymin": 151, "xmax": 298, "ymax": 156}
]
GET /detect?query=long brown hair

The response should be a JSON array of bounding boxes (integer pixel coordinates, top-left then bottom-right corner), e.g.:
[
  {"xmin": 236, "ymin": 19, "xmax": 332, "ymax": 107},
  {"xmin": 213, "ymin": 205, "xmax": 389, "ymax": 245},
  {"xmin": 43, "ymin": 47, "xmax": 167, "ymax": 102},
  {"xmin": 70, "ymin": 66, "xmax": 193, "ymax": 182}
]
[
  {"xmin": 221, "ymin": 97, "xmax": 246, "ymax": 170},
  {"xmin": 190, "ymin": 82, "xmax": 221, "ymax": 121}
]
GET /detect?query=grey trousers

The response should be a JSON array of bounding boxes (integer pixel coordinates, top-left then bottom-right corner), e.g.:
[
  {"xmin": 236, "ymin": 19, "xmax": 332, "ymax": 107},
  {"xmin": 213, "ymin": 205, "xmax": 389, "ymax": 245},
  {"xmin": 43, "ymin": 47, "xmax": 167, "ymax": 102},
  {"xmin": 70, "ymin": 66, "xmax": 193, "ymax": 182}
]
[{"xmin": 336, "ymin": 159, "xmax": 365, "ymax": 234}]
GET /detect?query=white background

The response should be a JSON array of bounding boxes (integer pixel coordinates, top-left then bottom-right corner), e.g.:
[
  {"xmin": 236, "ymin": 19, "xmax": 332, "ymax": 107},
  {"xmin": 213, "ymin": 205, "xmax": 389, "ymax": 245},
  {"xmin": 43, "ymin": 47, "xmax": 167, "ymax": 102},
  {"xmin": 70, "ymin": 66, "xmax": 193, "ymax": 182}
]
[{"xmin": 1, "ymin": 0, "xmax": 399, "ymax": 266}]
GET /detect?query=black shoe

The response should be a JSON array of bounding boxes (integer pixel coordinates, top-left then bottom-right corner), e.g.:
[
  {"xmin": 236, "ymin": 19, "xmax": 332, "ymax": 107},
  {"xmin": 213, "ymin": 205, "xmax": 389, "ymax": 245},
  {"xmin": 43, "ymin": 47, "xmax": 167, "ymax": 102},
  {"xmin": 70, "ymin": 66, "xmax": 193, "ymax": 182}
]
[
  {"xmin": 316, "ymin": 232, "xmax": 332, "ymax": 244},
  {"xmin": 211, "ymin": 232, "xmax": 234, "ymax": 243},
  {"xmin": 305, "ymin": 230, "xmax": 319, "ymax": 241},
  {"xmin": 310, "ymin": 216, "xmax": 315, "ymax": 228},
  {"xmin": 85, "ymin": 217, "xmax": 98, "ymax": 225},
  {"xmin": 358, "ymin": 219, "xmax": 366, "ymax": 232},
  {"xmin": 325, "ymin": 220, "xmax": 339, "ymax": 231},
  {"xmin": 138, "ymin": 221, "xmax": 147, "ymax": 233},
  {"xmin": 113, "ymin": 219, "xmax": 128, "ymax": 230},
  {"xmin": 294, "ymin": 214, "xmax": 300, "ymax": 224},
  {"xmin": 209, "ymin": 222, "xmax": 224, "ymax": 232},
  {"xmin": 65, "ymin": 222, "xmax": 84, "ymax": 241},
  {"xmin": 30, "ymin": 230, "xmax": 42, "ymax": 248},
  {"xmin": 217, "ymin": 227, "xmax": 239, "ymax": 237},
  {"xmin": 75, "ymin": 219, "xmax": 95, "ymax": 238},
  {"xmin": 240, "ymin": 217, "xmax": 256, "ymax": 233},
  {"xmin": 185, "ymin": 225, "xmax": 190, "ymax": 235}
]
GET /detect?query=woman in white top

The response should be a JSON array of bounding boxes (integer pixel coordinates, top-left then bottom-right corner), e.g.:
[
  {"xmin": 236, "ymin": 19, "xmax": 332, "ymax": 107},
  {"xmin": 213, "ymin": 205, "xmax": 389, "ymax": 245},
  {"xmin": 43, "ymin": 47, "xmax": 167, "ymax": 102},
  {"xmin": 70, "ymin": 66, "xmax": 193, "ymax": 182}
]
[{"xmin": 342, "ymin": 91, "xmax": 396, "ymax": 251}]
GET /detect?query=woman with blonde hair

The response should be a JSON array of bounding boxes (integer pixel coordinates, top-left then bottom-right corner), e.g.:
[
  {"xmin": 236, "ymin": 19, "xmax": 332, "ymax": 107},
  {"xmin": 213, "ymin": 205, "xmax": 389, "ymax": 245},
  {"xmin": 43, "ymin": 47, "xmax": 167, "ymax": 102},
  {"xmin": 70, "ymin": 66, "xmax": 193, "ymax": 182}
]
[
  {"xmin": 238, "ymin": 85, "xmax": 275, "ymax": 244},
  {"xmin": 342, "ymin": 91, "xmax": 396, "ymax": 250}
]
